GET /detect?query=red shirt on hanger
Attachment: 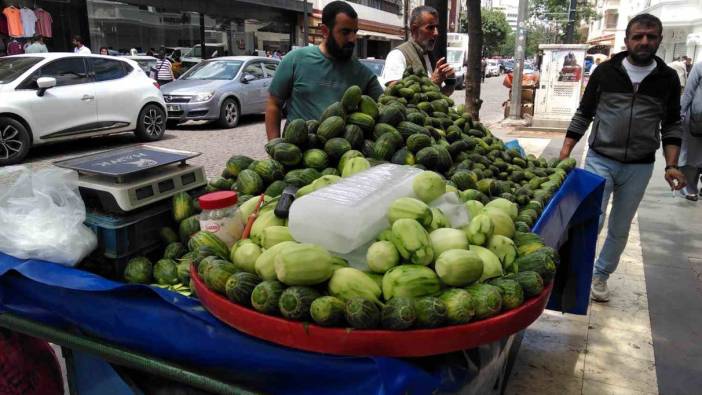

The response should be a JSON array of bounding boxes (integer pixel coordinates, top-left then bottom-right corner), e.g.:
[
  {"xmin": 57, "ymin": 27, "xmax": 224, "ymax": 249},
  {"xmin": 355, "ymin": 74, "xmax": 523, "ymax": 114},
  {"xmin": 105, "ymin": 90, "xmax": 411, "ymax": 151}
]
[{"xmin": 35, "ymin": 9, "xmax": 52, "ymax": 38}]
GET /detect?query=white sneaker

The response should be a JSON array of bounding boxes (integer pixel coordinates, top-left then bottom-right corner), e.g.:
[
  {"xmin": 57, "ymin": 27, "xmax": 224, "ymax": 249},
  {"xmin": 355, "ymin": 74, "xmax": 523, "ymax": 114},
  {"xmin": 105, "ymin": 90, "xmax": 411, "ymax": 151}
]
[{"xmin": 591, "ymin": 277, "xmax": 609, "ymax": 302}]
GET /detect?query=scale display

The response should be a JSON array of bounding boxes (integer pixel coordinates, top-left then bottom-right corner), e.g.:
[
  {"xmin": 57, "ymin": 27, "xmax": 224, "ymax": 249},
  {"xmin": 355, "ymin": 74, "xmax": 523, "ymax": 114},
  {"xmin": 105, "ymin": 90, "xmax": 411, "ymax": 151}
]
[
  {"xmin": 54, "ymin": 145, "xmax": 201, "ymax": 178},
  {"xmin": 53, "ymin": 145, "xmax": 205, "ymax": 212}
]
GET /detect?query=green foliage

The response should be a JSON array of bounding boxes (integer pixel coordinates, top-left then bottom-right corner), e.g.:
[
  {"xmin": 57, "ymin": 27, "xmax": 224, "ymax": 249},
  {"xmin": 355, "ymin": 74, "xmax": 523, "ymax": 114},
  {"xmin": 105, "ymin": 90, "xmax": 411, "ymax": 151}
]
[{"xmin": 478, "ymin": 8, "xmax": 511, "ymax": 57}]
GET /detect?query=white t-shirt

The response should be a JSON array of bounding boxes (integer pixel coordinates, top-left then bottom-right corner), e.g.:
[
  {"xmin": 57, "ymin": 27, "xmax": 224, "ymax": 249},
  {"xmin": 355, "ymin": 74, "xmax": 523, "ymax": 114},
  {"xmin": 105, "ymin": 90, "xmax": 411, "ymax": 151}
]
[
  {"xmin": 382, "ymin": 48, "xmax": 433, "ymax": 85},
  {"xmin": 622, "ymin": 57, "xmax": 656, "ymax": 91},
  {"xmin": 74, "ymin": 46, "xmax": 91, "ymax": 55},
  {"xmin": 20, "ymin": 8, "xmax": 37, "ymax": 37}
]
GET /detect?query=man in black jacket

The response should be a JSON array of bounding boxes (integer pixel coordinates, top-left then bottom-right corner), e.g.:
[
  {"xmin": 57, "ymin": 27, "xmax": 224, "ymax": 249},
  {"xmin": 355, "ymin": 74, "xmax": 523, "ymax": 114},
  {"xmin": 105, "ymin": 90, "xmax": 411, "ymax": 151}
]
[{"xmin": 559, "ymin": 14, "xmax": 686, "ymax": 302}]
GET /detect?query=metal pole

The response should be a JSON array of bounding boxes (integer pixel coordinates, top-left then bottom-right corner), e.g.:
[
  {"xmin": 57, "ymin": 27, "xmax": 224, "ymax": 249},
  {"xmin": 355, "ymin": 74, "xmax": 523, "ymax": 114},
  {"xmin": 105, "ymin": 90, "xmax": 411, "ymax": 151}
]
[
  {"xmin": 565, "ymin": 0, "xmax": 577, "ymax": 43},
  {"xmin": 303, "ymin": 0, "xmax": 309, "ymax": 46},
  {"xmin": 509, "ymin": 0, "xmax": 528, "ymax": 120},
  {"xmin": 200, "ymin": 13, "xmax": 207, "ymax": 60},
  {"xmin": 0, "ymin": 313, "xmax": 259, "ymax": 395},
  {"xmin": 404, "ymin": 0, "xmax": 410, "ymax": 40}
]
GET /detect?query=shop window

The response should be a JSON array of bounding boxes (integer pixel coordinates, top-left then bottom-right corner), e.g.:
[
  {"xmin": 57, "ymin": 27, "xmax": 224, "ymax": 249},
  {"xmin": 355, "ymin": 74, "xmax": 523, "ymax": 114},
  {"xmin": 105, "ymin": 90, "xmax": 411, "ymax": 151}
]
[{"xmin": 91, "ymin": 58, "xmax": 129, "ymax": 82}]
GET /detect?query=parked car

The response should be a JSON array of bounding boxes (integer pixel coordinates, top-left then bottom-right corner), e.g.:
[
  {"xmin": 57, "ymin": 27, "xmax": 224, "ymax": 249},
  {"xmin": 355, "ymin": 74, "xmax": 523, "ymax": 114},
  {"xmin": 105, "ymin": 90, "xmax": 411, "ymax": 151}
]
[
  {"xmin": 485, "ymin": 59, "xmax": 501, "ymax": 77},
  {"xmin": 502, "ymin": 60, "xmax": 515, "ymax": 74},
  {"xmin": 0, "ymin": 53, "xmax": 166, "ymax": 165},
  {"xmin": 160, "ymin": 56, "xmax": 279, "ymax": 128},
  {"xmin": 359, "ymin": 58, "xmax": 387, "ymax": 87}
]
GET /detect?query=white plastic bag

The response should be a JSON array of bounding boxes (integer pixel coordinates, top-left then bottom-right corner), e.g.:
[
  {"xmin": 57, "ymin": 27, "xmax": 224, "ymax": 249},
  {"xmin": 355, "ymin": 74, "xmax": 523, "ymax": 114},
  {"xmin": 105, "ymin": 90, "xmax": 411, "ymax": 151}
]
[{"xmin": 0, "ymin": 166, "xmax": 96, "ymax": 266}]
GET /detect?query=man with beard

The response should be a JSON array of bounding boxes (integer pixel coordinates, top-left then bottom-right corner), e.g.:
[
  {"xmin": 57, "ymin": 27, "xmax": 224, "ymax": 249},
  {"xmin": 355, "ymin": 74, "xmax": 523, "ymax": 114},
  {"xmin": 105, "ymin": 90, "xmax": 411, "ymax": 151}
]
[
  {"xmin": 265, "ymin": 1, "xmax": 383, "ymax": 140},
  {"xmin": 382, "ymin": 6, "xmax": 455, "ymax": 95},
  {"xmin": 559, "ymin": 14, "xmax": 687, "ymax": 302}
]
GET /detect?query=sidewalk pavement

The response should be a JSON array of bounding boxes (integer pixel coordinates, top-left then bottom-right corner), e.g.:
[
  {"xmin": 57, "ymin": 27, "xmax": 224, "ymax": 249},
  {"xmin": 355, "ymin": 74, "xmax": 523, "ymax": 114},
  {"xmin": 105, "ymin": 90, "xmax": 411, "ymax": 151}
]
[{"xmin": 498, "ymin": 123, "xmax": 701, "ymax": 395}]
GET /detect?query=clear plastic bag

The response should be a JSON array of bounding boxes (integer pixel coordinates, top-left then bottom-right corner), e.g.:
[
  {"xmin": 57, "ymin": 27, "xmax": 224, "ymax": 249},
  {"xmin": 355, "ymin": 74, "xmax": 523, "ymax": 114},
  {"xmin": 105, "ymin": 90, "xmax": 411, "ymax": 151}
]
[{"xmin": 0, "ymin": 166, "xmax": 96, "ymax": 266}]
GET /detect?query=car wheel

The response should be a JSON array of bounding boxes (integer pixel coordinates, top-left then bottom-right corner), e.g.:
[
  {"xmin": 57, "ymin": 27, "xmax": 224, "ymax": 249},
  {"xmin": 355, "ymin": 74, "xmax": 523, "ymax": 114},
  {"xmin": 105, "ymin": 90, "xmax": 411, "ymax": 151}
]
[
  {"xmin": 218, "ymin": 98, "xmax": 240, "ymax": 129},
  {"xmin": 135, "ymin": 104, "xmax": 166, "ymax": 141},
  {"xmin": 0, "ymin": 117, "xmax": 31, "ymax": 166}
]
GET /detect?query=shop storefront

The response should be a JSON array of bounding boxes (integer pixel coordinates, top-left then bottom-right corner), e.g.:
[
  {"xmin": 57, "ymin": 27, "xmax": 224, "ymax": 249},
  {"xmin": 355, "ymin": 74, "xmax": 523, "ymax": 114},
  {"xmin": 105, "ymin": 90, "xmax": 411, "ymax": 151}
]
[
  {"xmin": 1, "ymin": 0, "xmax": 309, "ymax": 57},
  {"xmin": 1, "ymin": 0, "xmax": 88, "ymax": 55}
]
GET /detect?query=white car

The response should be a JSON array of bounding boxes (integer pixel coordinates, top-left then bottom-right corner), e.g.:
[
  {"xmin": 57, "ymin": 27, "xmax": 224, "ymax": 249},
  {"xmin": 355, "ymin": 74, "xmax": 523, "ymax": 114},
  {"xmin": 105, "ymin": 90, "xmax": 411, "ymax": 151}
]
[
  {"xmin": 485, "ymin": 60, "xmax": 501, "ymax": 77},
  {"xmin": 0, "ymin": 53, "xmax": 167, "ymax": 165}
]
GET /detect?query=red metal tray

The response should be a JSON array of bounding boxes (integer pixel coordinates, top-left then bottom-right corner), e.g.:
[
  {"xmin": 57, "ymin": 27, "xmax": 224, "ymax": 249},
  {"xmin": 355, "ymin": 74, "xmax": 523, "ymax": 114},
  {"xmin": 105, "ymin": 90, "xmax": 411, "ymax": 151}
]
[{"xmin": 191, "ymin": 266, "xmax": 552, "ymax": 357}]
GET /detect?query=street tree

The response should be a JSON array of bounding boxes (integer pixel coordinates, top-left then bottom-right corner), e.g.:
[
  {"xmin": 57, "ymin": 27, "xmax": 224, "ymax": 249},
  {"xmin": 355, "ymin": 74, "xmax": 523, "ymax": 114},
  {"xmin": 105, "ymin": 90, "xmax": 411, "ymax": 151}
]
[
  {"xmin": 478, "ymin": 8, "xmax": 511, "ymax": 57},
  {"xmin": 464, "ymin": 0, "xmax": 483, "ymax": 120},
  {"xmin": 529, "ymin": 0, "xmax": 596, "ymax": 43}
]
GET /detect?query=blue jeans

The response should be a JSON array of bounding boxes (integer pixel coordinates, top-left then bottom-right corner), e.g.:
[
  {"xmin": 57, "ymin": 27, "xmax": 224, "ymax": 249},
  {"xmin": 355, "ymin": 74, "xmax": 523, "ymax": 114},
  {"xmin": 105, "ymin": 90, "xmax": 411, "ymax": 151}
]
[{"xmin": 585, "ymin": 150, "xmax": 654, "ymax": 280}]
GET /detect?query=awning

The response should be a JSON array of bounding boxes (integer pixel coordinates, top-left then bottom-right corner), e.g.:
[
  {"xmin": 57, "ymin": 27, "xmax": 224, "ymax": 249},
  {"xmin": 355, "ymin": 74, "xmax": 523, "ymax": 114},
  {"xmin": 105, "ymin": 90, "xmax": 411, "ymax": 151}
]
[
  {"xmin": 587, "ymin": 34, "xmax": 615, "ymax": 46},
  {"xmin": 357, "ymin": 30, "xmax": 404, "ymax": 41}
]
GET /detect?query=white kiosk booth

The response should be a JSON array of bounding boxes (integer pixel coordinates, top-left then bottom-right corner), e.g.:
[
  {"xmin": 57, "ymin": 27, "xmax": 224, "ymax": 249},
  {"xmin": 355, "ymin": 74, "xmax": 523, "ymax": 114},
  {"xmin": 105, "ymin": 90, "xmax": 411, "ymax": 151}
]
[{"xmin": 532, "ymin": 44, "xmax": 589, "ymax": 131}]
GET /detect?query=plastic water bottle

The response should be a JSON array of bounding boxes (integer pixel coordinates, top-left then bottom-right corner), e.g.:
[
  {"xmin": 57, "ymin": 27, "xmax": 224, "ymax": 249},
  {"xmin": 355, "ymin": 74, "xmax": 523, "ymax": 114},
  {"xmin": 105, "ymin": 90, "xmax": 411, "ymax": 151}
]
[{"xmin": 288, "ymin": 164, "xmax": 422, "ymax": 254}]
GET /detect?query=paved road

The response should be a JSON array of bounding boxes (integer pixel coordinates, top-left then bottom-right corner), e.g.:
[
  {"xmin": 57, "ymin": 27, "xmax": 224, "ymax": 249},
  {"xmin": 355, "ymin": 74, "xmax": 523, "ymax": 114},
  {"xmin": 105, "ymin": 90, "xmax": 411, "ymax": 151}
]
[{"xmin": 9, "ymin": 76, "xmax": 510, "ymax": 180}]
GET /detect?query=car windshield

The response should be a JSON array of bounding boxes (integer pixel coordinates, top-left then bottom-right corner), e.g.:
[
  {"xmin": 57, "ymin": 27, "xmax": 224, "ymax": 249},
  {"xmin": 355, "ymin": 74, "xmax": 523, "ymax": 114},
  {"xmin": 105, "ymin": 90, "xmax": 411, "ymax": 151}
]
[
  {"xmin": 0, "ymin": 57, "xmax": 42, "ymax": 84},
  {"xmin": 359, "ymin": 60, "xmax": 384, "ymax": 76},
  {"xmin": 447, "ymin": 49, "xmax": 463, "ymax": 64},
  {"xmin": 182, "ymin": 60, "xmax": 242, "ymax": 80}
]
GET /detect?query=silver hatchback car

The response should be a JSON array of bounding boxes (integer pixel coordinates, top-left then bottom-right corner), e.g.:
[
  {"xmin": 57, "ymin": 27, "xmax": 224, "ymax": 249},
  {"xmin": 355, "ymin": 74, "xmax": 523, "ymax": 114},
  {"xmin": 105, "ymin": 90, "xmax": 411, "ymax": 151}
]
[{"xmin": 161, "ymin": 56, "xmax": 279, "ymax": 128}]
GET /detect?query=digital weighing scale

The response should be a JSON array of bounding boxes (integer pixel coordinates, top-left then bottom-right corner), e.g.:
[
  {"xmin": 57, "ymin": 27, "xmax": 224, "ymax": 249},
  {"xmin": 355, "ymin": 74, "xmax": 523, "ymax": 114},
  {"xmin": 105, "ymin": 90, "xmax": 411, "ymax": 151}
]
[{"xmin": 54, "ymin": 145, "xmax": 207, "ymax": 213}]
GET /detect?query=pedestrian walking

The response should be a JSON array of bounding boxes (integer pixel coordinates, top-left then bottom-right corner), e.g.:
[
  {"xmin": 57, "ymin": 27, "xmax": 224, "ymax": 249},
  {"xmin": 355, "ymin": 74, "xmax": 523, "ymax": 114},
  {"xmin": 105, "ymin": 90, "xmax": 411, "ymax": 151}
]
[
  {"xmin": 265, "ymin": 1, "xmax": 383, "ymax": 140},
  {"xmin": 72, "ymin": 35, "xmax": 91, "ymax": 54},
  {"xmin": 481, "ymin": 57, "xmax": 487, "ymax": 83},
  {"xmin": 669, "ymin": 57, "xmax": 688, "ymax": 90},
  {"xmin": 679, "ymin": 61, "xmax": 702, "ymax": 201},
  {"xmin": 558, "ymin": 14, "xmax": 687, "ymax": 302},
  {"xmin": 99, "ymin": 47, "xmax": 109, "ymax": 55},
  {"xmin": 381, "ymin": 5, "xmax": 455, "ymax": 95},
  {"xmin": 152, "ymin": 47, "xmax": 175, "ymax": 86}
]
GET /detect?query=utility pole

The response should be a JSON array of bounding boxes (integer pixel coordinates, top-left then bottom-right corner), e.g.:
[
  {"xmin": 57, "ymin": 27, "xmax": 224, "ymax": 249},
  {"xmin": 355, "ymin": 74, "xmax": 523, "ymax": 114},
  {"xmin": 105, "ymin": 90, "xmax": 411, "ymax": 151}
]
[
  {"xmin": 508, "ymin": 0, "xmax": 528, "ymax": 120},
  {"xmin": 303, "ymin": 0, "xmax": 309, "ymax": 46},
  {"xmin": 464, "ymin": 0, "xmax": 483, "ymax": 120},
  {"xmin": 404, "ymin": 0, "xmax": 410, "ymax": 40},
  {"xmin": 425, "ymin": 0, "xmax": 448, "ymax": 61},
  {"xmin": 565, "ymin": 0, "xmax": 577, "ymax": 43},
  {"xmin": 200, "ymin": 13, "xmax": 207, "ymax": 60}
]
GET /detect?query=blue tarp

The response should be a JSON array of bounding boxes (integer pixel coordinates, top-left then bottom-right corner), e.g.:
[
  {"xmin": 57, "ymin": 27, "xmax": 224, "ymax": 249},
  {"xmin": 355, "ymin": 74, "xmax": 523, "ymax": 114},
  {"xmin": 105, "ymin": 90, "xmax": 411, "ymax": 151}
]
[{"xmin": 0, "ymin": 168, "xmax": 604, "ymax": 395}]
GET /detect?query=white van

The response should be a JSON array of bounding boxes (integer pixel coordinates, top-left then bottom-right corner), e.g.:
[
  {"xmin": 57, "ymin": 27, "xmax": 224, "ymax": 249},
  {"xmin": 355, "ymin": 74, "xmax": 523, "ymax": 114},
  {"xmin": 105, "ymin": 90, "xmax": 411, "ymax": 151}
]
[{"xmin": 447, "ymin": 33, "xmax": 469, "ymax": 89}]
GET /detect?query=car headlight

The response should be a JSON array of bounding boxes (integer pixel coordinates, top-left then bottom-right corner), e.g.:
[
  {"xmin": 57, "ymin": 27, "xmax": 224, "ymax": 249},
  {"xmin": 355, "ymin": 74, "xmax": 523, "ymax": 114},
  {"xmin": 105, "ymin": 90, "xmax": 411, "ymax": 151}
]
[{"xmin": 192, "ymin": 92, "xmax": 214, "ymax": 102}]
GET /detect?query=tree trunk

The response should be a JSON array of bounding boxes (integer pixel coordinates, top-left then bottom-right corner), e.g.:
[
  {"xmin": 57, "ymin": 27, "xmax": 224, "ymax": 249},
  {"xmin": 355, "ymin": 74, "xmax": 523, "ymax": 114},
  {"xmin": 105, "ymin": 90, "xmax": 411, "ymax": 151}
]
[{"xmin": 464, "ymin": 0, "xmax": 483, "ymax": 121}]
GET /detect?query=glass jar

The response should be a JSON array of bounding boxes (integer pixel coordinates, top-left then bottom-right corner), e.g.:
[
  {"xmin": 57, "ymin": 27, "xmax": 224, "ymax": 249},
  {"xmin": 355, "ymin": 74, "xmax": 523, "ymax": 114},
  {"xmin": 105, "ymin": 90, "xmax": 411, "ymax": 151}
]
[{"xmin": 198, "ymin": 191, "xmax": 243, "ymax": 248}]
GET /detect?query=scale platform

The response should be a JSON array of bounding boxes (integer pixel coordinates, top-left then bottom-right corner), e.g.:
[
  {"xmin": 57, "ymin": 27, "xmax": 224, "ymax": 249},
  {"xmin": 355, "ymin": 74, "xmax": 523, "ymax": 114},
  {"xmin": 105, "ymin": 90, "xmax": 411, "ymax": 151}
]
[{"xmin": 54, "ymin": 145, "xmax": 207, "ymax": 213}]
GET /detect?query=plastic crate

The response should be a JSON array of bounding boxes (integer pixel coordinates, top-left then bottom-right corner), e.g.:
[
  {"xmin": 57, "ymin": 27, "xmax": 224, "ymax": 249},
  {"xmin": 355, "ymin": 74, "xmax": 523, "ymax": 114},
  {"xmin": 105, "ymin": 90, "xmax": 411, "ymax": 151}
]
[{"xmin": 85, "ymin": 200, "xmax": 175, "ymax": 261}]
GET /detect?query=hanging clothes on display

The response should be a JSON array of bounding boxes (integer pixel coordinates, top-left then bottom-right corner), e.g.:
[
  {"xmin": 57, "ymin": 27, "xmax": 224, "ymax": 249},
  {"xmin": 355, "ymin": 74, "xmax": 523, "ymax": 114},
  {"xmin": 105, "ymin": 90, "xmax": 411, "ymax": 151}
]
[
  {"xmin": 34, "ymin": 8, "xmax": 52, "ymax": 38},
  {"xmin": 20, "ymin": 8, "xmax": 36, "ymax": 38},
  {"xmin": 7, "ymin": 39, "xmax": 23, "ymax": 55},
  {"xmin": 2, "ymin": 6, "xmax": 23, "ymax": 38}
]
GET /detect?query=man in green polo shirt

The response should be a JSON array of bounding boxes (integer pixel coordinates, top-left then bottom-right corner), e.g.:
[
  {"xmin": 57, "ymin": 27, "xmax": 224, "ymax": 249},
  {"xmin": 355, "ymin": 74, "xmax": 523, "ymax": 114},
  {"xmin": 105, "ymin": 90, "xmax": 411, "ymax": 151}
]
[{"xmin": 265, "ymin": 1, "xmax": 384, "ymax": 140}]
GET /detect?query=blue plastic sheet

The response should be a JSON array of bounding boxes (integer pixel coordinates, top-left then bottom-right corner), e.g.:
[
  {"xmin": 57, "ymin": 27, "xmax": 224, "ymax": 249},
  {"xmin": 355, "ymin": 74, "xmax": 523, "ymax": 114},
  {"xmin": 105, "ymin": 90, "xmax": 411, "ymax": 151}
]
[{"xmin": 0, "ymin": 169, "xmax": 604, "ymax": 394}]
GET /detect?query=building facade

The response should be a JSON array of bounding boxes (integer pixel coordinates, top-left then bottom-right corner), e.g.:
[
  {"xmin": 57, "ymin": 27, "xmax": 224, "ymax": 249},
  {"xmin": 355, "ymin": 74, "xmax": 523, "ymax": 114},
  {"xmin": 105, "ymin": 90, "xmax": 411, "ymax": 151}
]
[
  {"xmin": 586, "ymin": 0, "xmax": 702, "ymax": 62},
  {"xmin": 306, "ymin": 0, "xmax": 404, "ymax": 59},
  {"xmin": 1, "ymin": 0, "xmax": 311, "ymax": 56},
  {"xmin": 640, "ymin": 0, "xmax": 702, "ymax": 62},
  {"xmin": 481, "ymin": 0, "xmax": 518, "ymax": 31}
]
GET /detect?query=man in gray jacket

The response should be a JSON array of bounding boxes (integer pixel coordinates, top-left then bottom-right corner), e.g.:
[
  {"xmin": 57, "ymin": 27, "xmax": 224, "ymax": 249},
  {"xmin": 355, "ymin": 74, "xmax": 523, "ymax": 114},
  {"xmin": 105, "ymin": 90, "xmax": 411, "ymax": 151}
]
[{"xmin": 559, "ymin": 14, "xmax": 687, "ymax": 302}]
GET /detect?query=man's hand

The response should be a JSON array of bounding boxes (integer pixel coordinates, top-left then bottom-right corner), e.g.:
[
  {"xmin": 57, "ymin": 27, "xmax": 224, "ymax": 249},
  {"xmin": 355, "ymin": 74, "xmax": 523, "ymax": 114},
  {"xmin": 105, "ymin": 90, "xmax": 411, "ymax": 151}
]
[
  {"xmin": 431, "ymin": 57, "xmax": 453, "ymax": 86},
  {"xmin": 265, "ymin": 95, "xmax": 283, "ymax": 141},
  {"xmin": 559, "ymin": 137, "xmax": 578, "ymax": 161},
  {"xmin": 665, "ymin": 167, "xmax": 687, "ymax": 190}
]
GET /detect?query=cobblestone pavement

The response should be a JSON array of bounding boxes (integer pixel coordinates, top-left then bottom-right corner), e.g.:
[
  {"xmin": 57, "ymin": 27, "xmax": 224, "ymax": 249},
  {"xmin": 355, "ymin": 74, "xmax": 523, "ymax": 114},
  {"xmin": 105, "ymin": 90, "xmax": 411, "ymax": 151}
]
[{"xmin": 7, "ymin": 76, "xmax": 509, "ymax": 180}]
